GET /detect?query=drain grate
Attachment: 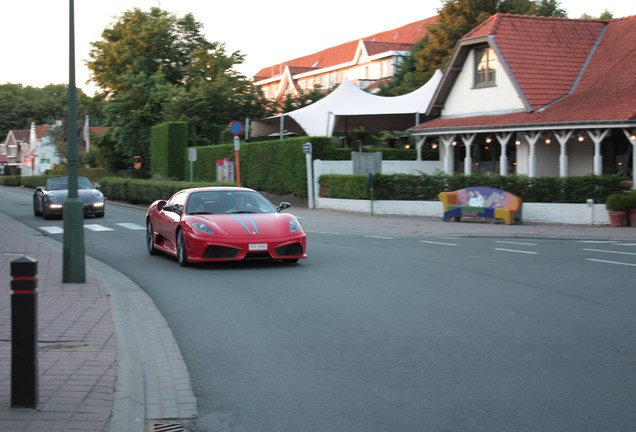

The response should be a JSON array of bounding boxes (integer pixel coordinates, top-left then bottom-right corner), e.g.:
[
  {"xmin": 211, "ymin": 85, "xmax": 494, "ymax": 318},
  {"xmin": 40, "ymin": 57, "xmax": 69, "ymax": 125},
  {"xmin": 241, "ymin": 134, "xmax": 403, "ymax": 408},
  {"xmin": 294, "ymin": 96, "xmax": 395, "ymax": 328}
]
[{"xmin": 146, "ymin": 420, "xmax": 191, "ymax": 432}]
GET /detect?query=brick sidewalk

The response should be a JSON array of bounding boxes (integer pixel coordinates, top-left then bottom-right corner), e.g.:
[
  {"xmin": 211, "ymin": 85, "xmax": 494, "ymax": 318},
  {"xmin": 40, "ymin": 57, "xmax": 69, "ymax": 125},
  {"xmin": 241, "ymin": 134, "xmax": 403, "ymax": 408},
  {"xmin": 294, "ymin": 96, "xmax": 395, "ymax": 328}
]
[{"xmin": 0, "ymin": 213, "xmax": 116, "ymax": 431}]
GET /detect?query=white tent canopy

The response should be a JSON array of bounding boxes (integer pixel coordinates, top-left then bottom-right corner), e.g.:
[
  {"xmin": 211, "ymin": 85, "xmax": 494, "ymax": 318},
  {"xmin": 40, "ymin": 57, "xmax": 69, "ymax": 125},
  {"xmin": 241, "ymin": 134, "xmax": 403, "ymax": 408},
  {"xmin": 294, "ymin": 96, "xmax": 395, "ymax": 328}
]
[{"xmin": 251, "ymin": 70, "xmax": 443, "ymax": 138}]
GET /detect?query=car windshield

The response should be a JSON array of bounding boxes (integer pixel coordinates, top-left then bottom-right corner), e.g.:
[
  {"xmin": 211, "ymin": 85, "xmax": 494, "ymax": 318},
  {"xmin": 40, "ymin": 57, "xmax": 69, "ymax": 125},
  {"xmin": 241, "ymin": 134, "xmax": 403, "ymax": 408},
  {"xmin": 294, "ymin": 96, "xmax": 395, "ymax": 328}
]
[
  {"xmin": 46, "ymin": 177, "xmax": 93, "ymax": 190},
  {"xmin": 186, "ymin": 191, "xmax": 277, "ymax": 215}
]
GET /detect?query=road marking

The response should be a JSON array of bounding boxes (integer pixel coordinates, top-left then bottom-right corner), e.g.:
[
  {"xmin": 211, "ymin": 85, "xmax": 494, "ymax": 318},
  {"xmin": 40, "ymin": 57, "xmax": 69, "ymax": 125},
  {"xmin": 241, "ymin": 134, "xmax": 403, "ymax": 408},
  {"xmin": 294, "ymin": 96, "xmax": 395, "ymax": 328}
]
[
  {"xmin": 116, "ymin": 223, "xmax": 146, "ymax": 230},
  {"xmin": 365, "ymin": 235, "xmax": 394, "ymax": 240},
  {"xmin": 495, "ymin": 240, "xmax": 536, "ymax": 246},
  {"xmin": 583, "ymin": 248, "xmax": 636, "ymax": 256},
  {"xmin": 494, "ymin": 248, "xmax": 538, "ymax": 254},
  {"xmin": 586, "ymin": 258, "xmax": 636, "ymax": 267},
  {"xmin": 39, "ymin": 226, "xmax": 64, "ymax": 234},
  {"xmin": 84, "ymin": 224, "xmax": 114, "ymax": 232},
  {"xmin": 578, "ymin": 240, "xmax": 616, "ymax": 243},
  {"xmin": 420, "ymin": 240, "xmax": 458, "ymax": 246}
]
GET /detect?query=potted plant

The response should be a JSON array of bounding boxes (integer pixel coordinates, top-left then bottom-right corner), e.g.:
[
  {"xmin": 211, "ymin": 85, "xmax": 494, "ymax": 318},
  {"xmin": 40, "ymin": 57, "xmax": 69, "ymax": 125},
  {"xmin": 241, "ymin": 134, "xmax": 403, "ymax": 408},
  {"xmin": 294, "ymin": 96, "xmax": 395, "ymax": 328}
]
[
  {"xmin": 605, "ymin": 193, "xmax": 629, "ymax": 227},
  {"xmin": 626, "ymin": 190, "xmax": 636, "ymax": 227}
]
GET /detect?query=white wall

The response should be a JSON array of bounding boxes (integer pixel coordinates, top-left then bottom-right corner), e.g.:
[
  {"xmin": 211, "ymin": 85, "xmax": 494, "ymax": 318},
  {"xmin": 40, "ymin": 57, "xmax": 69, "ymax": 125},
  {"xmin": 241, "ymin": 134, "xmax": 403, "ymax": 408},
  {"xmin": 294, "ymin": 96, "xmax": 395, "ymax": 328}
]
[
  {"xmin": 315, "ymin": 197, "xmax": 611, "ymax": 225},
  {"xmin": 443, "ymin": 50, "xmax": 526, "ymax": 117}
]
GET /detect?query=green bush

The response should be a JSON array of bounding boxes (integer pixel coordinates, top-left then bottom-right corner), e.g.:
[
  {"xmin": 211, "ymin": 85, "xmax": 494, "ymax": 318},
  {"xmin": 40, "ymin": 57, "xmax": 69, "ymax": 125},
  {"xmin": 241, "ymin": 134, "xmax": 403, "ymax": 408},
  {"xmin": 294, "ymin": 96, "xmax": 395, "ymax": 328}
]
[{"xmin": 605, "ymin": 193, "xmax": 630, "ymax": 211}]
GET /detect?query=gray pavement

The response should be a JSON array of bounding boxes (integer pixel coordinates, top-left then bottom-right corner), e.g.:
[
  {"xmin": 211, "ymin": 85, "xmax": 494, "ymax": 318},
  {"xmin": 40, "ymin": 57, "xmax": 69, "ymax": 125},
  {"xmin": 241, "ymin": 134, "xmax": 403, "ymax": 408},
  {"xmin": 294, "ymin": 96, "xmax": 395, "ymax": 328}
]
[{"xmin": 0, "ymin": 206, "xmax": 635, "ymax": 432}]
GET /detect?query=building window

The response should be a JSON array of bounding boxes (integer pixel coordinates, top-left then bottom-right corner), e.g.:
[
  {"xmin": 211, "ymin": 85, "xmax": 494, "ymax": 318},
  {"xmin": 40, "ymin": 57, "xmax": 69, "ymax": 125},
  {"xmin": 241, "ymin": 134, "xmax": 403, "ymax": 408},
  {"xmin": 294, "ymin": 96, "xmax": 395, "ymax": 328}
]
[
  {"xmin": 0, "ymin": 143, "xmax": 6, "ymax": 155},
  {"xmin": 8, "ymin": 144, "xmax": 18, "ymax": 158},
  {"xmin": 475, "ymin": 47, "xmax": 496, "ymax": 87}
]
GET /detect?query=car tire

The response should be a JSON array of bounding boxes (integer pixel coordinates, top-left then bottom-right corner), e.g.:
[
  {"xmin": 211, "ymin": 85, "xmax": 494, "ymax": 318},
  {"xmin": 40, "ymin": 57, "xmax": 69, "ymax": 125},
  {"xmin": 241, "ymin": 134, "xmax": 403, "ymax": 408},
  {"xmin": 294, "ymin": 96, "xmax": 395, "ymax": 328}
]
[
  {"xmin": 33, "ymin": 196, "xmax": 42, "ymax": 216},
  {"xmin": 176, "ymin": 229, "xmax": 189, "ymax": 267},
  {"xmin": 42, "ymin": 201, "xmax": 51, "ymax": 220},
  {"xmin": 146, "ymin": 219, "xmax": 160, "ymax": 256}
]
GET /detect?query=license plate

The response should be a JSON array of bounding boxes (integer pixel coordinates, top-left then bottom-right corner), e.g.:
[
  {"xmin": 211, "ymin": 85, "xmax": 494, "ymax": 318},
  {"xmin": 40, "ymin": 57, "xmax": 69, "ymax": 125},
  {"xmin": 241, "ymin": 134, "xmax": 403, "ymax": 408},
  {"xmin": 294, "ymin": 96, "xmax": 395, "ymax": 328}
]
[{"xmin": 249, "ymin": 243, "xmax": 268, "ymax": 251}]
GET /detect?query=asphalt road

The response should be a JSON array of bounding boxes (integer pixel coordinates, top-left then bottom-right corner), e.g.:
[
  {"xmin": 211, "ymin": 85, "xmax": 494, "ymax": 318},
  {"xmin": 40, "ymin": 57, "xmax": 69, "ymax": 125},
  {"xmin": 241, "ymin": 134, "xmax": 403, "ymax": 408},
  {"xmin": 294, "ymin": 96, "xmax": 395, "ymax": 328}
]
[{"xmin": 2, "ymin": 186, "xmax": 635, "ymax": 432}]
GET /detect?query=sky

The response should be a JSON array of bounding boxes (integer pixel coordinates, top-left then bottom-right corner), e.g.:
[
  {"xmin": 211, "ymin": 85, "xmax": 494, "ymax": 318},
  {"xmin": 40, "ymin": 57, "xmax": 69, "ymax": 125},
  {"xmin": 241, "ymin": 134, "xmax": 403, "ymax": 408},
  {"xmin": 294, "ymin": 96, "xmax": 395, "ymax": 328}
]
[{"xmin": 2, "ymin": 0, "xmax": 634, "ymax": 95}]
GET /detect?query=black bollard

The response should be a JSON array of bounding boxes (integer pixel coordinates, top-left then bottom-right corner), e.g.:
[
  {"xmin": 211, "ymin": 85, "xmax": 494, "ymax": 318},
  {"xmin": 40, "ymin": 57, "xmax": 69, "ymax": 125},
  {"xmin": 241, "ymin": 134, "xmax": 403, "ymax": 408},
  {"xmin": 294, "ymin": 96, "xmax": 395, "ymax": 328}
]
[{"xmin": 10, "ymin": 256, "xmax": 38, "ymax": 409}]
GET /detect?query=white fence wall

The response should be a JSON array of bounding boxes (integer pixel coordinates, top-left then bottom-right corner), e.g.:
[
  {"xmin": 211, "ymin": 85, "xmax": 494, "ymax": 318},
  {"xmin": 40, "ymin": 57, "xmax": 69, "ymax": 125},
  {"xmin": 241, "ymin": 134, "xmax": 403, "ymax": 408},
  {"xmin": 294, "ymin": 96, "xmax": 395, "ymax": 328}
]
[{"xmin": 312, "ymin": 159, "xmax": 611, "ymax": 225}]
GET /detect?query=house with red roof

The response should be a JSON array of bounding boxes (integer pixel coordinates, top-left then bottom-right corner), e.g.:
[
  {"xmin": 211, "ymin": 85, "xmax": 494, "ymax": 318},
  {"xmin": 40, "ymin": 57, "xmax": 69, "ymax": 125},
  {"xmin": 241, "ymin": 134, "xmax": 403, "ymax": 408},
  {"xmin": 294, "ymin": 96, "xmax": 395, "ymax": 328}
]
[
  {"xmin": 409, "ymin": 13, "xmax": 636, "ymax": 184},
  {"xmin": 1, "ymin": 118, "xmax": 109, "ymax": 175},
  {"xmin": 253, "ymin": 16, "xmax": 437, "ymax": 103}
]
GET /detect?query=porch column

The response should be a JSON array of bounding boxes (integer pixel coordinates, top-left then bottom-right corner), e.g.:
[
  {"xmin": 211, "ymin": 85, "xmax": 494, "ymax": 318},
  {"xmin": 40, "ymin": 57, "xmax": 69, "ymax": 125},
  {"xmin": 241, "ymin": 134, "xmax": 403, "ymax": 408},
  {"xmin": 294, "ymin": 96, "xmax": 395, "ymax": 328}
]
[
  {"xmin": 587, "ymin": 129, "xmax": 609, "ymax": 175},
  {"xmin": 624, "ymin": 129, "xmax": 636, "ymax": 189},
  {"xmin": 496, "ymin": 132, "xmax": 512, "ymax": 176},
  {"xmin": 415, "ymin": 136, "xmax": 426, "ymax": 161},
  {"xmin": 461, "ymin": 133, "xmax": 476, "ymax": 175},
  {"xmin": 554, "ymin": 130, "xmax": 573, "ymax": 177},
  {"xmin": 523, "ymin": 132, "xmax": 542, "ymax": 178},
  {"xmin": 441, "ymin": 135, "xmax": 456, "ymax": 175}
]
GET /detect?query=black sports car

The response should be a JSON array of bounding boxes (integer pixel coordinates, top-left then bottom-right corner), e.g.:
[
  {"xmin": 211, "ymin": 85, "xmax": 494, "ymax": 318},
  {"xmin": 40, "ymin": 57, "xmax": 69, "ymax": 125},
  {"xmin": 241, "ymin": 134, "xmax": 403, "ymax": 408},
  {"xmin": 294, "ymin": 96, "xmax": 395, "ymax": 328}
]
[{"xmin": 33, "ymin": 176, "xmax": 105, "ymax": 219}]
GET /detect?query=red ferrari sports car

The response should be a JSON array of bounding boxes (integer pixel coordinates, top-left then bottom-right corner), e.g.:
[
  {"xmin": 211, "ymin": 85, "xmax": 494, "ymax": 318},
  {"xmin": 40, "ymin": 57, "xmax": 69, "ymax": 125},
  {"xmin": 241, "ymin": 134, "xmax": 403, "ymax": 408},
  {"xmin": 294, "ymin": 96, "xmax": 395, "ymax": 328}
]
[{"xmin": 145, "ymin": 187, "xmax": 307, "ymax": 266}]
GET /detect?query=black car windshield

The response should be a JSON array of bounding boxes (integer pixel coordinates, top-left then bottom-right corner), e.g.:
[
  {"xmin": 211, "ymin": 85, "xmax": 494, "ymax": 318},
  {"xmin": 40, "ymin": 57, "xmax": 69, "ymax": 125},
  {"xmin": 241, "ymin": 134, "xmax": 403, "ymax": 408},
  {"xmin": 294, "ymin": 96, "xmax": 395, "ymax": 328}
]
[
  {"xmin": 47, "ymin": 177, "xmax": 93, "ymax": 190},
  {"xmin": 186, "ymin": 191, "xmax": 277, "ymax": 215}
]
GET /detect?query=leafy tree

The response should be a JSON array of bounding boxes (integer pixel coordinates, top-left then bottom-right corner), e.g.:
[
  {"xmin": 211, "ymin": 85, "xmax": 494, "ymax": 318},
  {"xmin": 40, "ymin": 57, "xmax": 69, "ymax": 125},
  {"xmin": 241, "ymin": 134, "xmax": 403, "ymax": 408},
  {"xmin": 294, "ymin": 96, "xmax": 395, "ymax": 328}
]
[
  {"xmin": 87, "ymin": 7, "xmax": 270, "ymax": 175},
  {"xmin": 0, "ymin": 83, "xmax": 104, "ymax": 143}
]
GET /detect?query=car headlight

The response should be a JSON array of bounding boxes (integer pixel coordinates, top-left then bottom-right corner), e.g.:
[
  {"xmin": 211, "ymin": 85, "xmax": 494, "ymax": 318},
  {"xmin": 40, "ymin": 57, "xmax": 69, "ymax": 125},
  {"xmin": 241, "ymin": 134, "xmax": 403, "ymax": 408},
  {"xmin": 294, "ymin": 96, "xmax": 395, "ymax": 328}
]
[
  {"xmin": 93, "ymin": 191, "xmax": 104, "ymax": 201},
  {"xmin": 192, "ymin": 221, "xmax": 214, "ymax": 234},
  {"xmin": 48, "ymin": 193, "xmax": 59, "ymax": 203},
  {"xmin": 289, "ymin": 219, "xmax": 302, "ymax": 232}
]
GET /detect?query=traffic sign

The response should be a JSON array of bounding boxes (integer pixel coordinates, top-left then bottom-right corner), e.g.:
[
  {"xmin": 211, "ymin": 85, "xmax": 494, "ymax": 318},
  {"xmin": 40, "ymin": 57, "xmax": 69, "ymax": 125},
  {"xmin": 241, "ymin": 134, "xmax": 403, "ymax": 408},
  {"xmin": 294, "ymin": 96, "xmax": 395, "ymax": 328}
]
[{"xmin": 228, "ymin": 120, "xmax": 243, "ymax": 136}]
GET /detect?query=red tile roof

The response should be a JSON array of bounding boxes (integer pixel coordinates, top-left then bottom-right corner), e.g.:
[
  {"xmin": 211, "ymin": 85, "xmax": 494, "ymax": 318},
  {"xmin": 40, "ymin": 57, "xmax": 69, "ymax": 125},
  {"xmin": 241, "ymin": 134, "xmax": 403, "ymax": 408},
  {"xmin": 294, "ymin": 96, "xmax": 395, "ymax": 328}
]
[
  {"xmin": 414, "ymin": 14, "xmax": 636, "ymax": 132},
  {"xmin": 254, "ymin": 16, "xmax": 437, "ymax": 81}
]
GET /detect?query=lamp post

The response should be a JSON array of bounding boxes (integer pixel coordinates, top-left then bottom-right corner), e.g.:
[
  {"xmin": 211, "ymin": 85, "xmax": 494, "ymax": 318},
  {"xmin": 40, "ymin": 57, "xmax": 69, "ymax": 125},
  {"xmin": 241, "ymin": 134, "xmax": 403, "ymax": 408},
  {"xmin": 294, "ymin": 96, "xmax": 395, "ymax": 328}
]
[{"xmin": 63, "ymin": 0, "xmax": 85, "ymax": 283}]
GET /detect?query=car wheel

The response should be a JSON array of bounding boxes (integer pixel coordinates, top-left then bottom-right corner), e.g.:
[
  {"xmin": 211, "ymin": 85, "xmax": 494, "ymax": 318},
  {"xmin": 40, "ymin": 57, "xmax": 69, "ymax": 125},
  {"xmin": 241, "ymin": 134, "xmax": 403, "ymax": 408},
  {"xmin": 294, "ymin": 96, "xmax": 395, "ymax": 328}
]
[
  {"xmin": 146, "ymin": 219, "xmax": 159, "ymax": 256},
  {"xmin": 33, "ymin": 196, "xmax": 42, "ymax": 216},
  {"xmin": 176, "ymin": 229, "xmax": 189, "ymax": 267},
  {"xmin": 42, "ymin": 202, "xmax": 51, "ymax": 220}
]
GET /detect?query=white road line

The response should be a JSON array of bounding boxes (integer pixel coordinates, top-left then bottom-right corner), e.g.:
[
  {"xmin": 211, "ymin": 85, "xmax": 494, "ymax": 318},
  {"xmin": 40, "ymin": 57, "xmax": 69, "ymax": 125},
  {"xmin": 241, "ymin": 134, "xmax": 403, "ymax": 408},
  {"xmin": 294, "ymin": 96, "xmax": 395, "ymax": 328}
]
[
  {"xmin": 494, "ymin": 248, "xmax": 538, "ymax": 254},
  {"xmin": 420, "ymin": 240, "xmax": 458, "ymax": 246},
  {"xmin": 438, "ymin": 236, "xmax": 462, "ymax": 240},
  {"xmin": 116, "ymin": 223, "xmax": 146, "ymax": 230},
  {"xmin": 583, "ymin": 248, "xmax": 636, "ymax": 256},
  {"xmin": 39, "ymin": 226, "xmax": 64, "ymax": 234},
  {"xmin": 577, "ymin": 240, "xmax": 616, "ymax": 243},
  {"xmin": 365, "ymin": 235, "xmax": 394, "ymax": 240},
  {"xmin": 586, "ymin": 258, "xmax": 636, "ymax": 267},
  {"xmin": 495, "ymin": 240, "xmax": 536, "ymax": 246},
  {"xmin": 84, "ymin": 224, "xmax": 114, "ymax": 232}
]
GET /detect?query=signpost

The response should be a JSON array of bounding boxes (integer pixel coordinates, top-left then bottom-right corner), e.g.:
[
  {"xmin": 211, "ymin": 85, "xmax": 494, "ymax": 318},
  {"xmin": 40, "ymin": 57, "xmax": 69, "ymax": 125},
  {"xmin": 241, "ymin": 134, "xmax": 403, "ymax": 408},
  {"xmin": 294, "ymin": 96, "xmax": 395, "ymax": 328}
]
[
  {"xmin": 228, "ymin": 121, "xmax": 243, "ymax": 186},
  {"xmin": 188, "ymin": 148, "xmax": 197, "ymax": 182}
]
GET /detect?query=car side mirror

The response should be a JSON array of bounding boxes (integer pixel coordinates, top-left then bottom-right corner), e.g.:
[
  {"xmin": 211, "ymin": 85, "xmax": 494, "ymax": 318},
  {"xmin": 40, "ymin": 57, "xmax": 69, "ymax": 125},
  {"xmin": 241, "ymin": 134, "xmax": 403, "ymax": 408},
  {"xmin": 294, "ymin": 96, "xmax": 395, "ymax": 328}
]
[
  {"xmin": 276, "ymin": 202, "xmax": 292, "ymax": 212},
  {"xmin": 162, "ymin": 204, "xmax": 182, "ymax": 215}
]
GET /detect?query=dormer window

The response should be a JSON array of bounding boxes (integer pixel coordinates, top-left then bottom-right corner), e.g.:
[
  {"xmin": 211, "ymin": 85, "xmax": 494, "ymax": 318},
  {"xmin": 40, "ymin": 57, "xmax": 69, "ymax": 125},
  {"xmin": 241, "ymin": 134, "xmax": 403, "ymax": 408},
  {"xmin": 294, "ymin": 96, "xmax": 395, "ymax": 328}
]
[{"xmin": 474, "ymin": 47, "xmax": 496, "ymax": 87}]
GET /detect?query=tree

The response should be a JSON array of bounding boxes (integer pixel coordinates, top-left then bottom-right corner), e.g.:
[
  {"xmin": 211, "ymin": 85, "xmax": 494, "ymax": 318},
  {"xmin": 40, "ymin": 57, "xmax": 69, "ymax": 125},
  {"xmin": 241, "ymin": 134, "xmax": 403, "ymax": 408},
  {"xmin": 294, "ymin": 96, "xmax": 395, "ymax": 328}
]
[
  {"xmin": 87, "ymin": 7, "xmax": 270, "ymax": 176},
  {"xmin": 0, "ymin": 83, "xmax": 104, "ymax": 145},
  {"xmin": 379, "ymin": 0, "xmax": 567, "ymax": 96}
]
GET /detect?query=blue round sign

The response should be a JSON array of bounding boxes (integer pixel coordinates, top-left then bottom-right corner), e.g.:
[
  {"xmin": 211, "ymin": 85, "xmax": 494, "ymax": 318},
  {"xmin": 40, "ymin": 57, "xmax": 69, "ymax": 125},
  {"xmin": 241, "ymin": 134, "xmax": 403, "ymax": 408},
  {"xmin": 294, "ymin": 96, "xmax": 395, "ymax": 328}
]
[{"xmin": 228, "ymin": 120, "xmax": 243, "ymax": 136}]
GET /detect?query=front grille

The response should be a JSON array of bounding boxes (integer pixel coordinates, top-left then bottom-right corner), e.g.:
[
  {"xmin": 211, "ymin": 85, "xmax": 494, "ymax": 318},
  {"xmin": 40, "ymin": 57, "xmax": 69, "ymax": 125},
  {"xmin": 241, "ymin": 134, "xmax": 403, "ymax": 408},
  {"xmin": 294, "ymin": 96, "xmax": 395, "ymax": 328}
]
[
  {"xmin": 203, "ymin": 245, "xmax": 240, "ymax": 259},
  {"xmin": 275, "ymin": 243, "xmax": 303, "ymax": 256}
]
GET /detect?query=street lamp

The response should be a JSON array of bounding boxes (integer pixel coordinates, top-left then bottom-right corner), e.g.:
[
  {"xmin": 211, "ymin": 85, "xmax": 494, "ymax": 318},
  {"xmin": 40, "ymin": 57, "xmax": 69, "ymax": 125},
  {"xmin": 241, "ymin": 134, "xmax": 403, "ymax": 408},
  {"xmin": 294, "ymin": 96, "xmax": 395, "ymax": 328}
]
[{"xmin": 63, "ymin": 0, "xmax": 85, "ymax": 283}]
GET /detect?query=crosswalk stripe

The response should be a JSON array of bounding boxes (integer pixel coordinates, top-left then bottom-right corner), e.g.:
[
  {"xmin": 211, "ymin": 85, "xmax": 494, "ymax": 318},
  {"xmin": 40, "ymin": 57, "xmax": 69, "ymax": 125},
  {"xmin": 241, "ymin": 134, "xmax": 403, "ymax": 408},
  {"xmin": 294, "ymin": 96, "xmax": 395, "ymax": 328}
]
[
  {"xmin": 116, "ymin": 223, "xmax": 146, "ymax": 230},
  {"xmin": 38, "ymin": 223, "xmax": 145, "ymax": 234},
  {"xmin": 39, "ymin": 226, "xmax": 64, "ymax": 234},
  {"xmin": 84, "ymin": 224, "xmax": 114, "ymax": 232}
]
